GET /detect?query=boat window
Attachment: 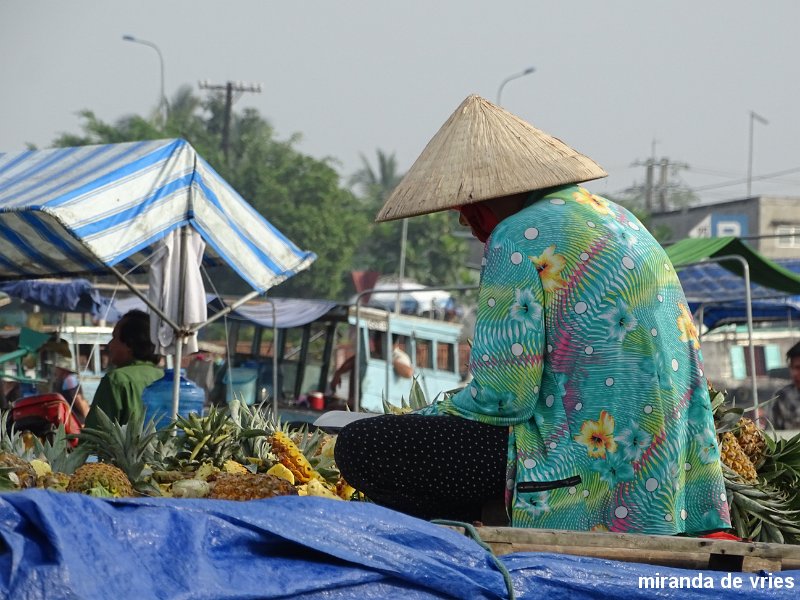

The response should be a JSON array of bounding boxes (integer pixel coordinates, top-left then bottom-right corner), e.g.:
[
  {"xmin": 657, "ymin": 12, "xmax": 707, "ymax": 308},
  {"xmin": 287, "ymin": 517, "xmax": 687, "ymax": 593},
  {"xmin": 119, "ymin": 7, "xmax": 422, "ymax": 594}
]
[
  {"xmin": 437, "ymin": 342, "xmax": 455, "ymax": 373},
  {"xmin": 281, "ymin": 328, "xmax": 304, "ymax": 398},
  {"xmin": 299, "ymin": 322, "xmax": 330, "ymax": 394},
  {"xmin": 236, "ymin": 323, "xmax": 257, "ymax": 357},
  {"xmin": 415, "ymin": 338, "xmax": 433, "ymax": 369},
  {"xmin": 368, "ymin": 330, "xmax": 386, "ymax": 360},
  {"xmin": 258, "ymin": 328, "xmax": 275, "ymax": 358}
]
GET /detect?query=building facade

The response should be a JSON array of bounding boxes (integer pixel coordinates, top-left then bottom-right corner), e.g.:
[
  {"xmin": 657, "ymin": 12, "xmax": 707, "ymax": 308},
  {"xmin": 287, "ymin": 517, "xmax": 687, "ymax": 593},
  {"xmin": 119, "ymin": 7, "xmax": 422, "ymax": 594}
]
[{"xmin": 651, "ymin": 195, "xmax": 800, "ymax": 259}]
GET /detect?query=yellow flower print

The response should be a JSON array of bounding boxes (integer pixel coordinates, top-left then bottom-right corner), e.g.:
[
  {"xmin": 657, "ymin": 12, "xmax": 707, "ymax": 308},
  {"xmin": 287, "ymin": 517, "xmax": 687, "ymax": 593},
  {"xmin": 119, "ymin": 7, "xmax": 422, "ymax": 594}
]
[
  {"xmin": 590, "ymin": 524, "xmax": 609, "ymax": 532},
  {"xmin": 574, "ymin": 410, "xmax": 618, "ymax": 458},
  {"xmin": 529, "ymin": 245, "xmax": 566, "ymax": 293},
  {"xmin": 572, "ymin": 188, "xmax": 611, "ymax": 215},
  {"xmin": 677, "ymin": 303, "xmax": 700, "ymax": 349}
]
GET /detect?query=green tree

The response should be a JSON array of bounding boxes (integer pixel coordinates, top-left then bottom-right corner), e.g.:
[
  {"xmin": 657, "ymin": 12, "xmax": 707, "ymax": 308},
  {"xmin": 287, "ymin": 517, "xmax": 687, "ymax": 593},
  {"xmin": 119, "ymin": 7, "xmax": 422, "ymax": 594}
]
[
  {"xmin": 51, "ymin": 86, "xmax": 366, "ymax": 299},
  {"xmin": 349, "ymin": 150, "xmax": 471, "ymax": 287}
]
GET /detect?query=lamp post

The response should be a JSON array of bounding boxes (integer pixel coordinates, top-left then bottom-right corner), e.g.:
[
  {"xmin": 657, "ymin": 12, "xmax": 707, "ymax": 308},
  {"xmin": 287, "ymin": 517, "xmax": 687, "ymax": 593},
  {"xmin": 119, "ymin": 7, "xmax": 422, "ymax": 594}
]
[
  {"xmin": 747, "ymin": 110, "xmax": 768, "ymax": 198},
  {"xmin": 122, "ymin": 35, "xmax": 168, "ymax": 124},
  {"xmin": 496, "ymin": 66, "xmax": 536, "ymax": 105}
]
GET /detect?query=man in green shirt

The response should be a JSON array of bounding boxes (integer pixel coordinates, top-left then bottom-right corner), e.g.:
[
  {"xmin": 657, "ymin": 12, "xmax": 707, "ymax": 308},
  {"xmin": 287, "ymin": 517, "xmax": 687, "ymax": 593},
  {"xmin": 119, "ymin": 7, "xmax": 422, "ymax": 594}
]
[{"xmin": 84, "ymin": 310, "xmax": 163, "ymax": 428}]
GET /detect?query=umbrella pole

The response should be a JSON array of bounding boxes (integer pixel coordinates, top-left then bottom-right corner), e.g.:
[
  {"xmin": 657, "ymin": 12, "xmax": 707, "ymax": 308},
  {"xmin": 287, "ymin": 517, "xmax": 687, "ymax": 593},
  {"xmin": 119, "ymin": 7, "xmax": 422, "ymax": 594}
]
[
  {"xmin": 171, "ymin": 226, "xmax": 189, "ymax": 419},
  {"xmin": 171, "ymin": 335, "xmax": 184, "ymax": 419}
]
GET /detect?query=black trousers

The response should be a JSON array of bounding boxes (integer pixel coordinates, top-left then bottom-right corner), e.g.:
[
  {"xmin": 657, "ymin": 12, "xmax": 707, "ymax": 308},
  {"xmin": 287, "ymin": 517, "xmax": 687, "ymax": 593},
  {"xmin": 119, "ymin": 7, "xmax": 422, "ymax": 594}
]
[{"xmin": 334, "ymin": 414, "xmax": 508, "ymax": 522}]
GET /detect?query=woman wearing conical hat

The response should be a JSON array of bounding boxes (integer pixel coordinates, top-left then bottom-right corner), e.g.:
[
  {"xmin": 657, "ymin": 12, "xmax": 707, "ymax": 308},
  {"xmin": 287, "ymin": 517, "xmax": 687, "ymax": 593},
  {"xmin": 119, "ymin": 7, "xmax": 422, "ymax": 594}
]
[{"xmin": 335, "ymin": 95, "xmax": 730, "ymax": 535}]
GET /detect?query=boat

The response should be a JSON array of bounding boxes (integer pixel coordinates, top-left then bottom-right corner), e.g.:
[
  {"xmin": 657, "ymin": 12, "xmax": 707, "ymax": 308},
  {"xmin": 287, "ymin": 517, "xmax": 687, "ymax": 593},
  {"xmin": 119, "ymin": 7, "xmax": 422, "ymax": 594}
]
[{"xmin": 204, "ymin": 298, "xmax": 467, "ymax": 424}]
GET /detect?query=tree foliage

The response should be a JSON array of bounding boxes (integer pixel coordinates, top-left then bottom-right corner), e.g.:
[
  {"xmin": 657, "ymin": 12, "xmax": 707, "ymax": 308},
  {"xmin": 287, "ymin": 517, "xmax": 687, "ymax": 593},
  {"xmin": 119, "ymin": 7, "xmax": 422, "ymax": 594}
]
[{"xmin": 349, "ymin": 150, "xmax": 471, "ymax": 287}]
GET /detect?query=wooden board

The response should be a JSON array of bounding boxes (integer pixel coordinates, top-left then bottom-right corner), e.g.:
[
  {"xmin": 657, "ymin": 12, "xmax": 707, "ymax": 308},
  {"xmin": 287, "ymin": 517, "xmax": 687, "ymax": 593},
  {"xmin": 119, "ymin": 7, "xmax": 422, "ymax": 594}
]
[{"xmin": 453, "ymin": 526, "xmax": 800, "ymax": 572}]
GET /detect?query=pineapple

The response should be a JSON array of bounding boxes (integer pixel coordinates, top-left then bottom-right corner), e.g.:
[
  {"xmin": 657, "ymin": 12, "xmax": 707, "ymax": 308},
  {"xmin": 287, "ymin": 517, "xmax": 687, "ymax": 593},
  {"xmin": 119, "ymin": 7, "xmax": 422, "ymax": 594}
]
[
  {"xmin": 720, "ymin": 432, "xmax": 758, "ymax": 482},
  {"xmin": 724, "ymin": 464, "xmax": 800, "ymax": 544},
  {"xmin": 169, "ymin": 406, "xmax": 241, "ymax": 470},
  {"xmin": 710, "ymin": 383, "xmax": 758, "ymax": 481},
  {"xmin": 758, "ymin": 430, "xmax": 800, "ymax": 511},
  {"xmin": 708, "ymin": 383, "xmax": 800, "ymax": 543},
  {"xmin": 33, "ymin": 424, "xmax": 90, "ymax": 477},
  {"xmin": 281, "ymin": 424, "xmax": 340, "ymax": 485},
  {"xmin": 228, "ymin": 400, "xmax": 279, "ymax": 468},
  {"xmin": 335, "ymin": 477, "xmax": 357, "ymax": 500},
  {"xmin": 39, "ymin": 472, "xmax": 71, "ymax": 492},
  {"xmin": 382, "ymin": 377, "xmax": 433, "ymax": 415},
  {"xmin": 736, "ymin": 417, "xmax": 766, "ymax": 467},
  {"xmin": 266, "ymin": 463, "xmax": 295, "ymax": 485},
  {"xmin": 0, "ymin": 452, "xmax": 36, "ymax": 489},
  {"xmin": 223, "ymin": 459, "xmax": 250, "ymax": 475},
  {"xmin": 78, "ymin": 407, "xmax": 159, "ymax": 495},
  {"xmin": 0, "ymin": 409, "xmax": 35, "ymax": 459},
  {"xmin": 209, "ymin": 472, "xmax": 297, "ymax": 501},
  {"xmin": 269, "ymin": 430, "xmax": 320, "ymax": 484},
  {"xmin": 67, "ymin": 463, "xmax": 134, "ymax": 497}
]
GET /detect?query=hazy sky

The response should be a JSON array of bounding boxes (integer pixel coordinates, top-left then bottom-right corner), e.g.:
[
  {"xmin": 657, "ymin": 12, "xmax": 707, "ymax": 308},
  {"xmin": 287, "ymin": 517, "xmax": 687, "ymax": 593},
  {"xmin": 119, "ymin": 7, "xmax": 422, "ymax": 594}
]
[{"xmin": 2, "ymin": 1, "xmax": 799, "ymax": 205}]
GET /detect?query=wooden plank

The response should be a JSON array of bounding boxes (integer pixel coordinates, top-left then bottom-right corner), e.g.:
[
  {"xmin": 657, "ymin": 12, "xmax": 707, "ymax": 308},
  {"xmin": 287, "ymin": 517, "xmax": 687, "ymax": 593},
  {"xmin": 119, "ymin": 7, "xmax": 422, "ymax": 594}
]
[
  {"xmin": 442, "ymin": 526, "xmax": 800, "ymax": 572},
  {"xmin": 471, "ymin": 527, "xmax": 800, "ymax": 560}
]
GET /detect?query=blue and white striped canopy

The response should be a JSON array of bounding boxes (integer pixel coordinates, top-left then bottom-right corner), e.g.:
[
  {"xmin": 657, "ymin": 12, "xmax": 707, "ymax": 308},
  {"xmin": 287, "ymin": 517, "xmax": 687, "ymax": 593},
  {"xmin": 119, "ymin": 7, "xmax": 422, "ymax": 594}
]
[{"xmin": 0, "ymin": 139, "xmax": 316, "ymax": 291}]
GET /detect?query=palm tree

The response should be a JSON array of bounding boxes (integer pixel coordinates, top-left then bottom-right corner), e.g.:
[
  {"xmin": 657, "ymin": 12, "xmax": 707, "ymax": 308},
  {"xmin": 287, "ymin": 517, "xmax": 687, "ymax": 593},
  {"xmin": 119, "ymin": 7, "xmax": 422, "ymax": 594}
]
[{"xmin": 349, "ymin": 150, "xmax": 403, "ymax": 209}]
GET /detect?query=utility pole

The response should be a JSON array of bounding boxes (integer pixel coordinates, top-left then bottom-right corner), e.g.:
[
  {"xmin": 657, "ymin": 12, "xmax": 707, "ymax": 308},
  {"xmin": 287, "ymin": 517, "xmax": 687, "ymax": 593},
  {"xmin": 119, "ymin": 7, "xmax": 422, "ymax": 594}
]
[
  {"xmin": 632, "ymin": 156, "xmax": 689, "ymax": 212},
  {"xmin": 747, "ymin": 110, "xmax": 769, "ymax": 198},
  {"xmin": 630, "ymin": 157, "xmax": 655, "ymax": 210},
  {"xmin": 644, "ymin": 159, "xmax": 654, "ymax": 211},
  {"xmin": 658, "ymin": 158, "xmax": 669, "ymax": 212},
  {"xmin": 198, "ymin": 80, "xmax": 262, "ymax": 163}
]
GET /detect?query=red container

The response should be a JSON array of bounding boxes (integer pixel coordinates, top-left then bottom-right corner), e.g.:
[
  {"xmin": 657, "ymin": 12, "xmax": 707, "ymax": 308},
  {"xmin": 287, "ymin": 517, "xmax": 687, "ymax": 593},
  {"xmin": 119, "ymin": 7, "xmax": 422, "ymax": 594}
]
[
  {"xmin": 309, "ymin": 392, "xmax": 325, "ymax": 411},
  {"xmin": 12, "ymin": 393, "xmax": 83, "ymax": 447}
]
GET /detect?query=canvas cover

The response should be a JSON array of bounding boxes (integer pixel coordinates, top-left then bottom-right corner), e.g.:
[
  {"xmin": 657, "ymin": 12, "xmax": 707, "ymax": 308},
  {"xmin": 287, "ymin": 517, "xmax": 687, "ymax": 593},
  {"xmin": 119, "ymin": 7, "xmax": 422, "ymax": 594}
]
[{"xmin": 0, "ymin": 139, "xmax": 315, "ymax": 292}]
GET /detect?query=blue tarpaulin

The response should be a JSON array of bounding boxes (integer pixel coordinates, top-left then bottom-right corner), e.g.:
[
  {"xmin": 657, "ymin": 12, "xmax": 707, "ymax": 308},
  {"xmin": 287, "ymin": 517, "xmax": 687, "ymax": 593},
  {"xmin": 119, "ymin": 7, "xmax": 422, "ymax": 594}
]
[
  {"xmin": 677, "ymin": 259, "xmax": 800, "ymax": 329},
  {"xmin": 1, "ymin": 489, "xmax": 798, "ymax": 599},
  {"xmin": 0, "ymin": 278, "xmax": 119, "ymax": 320}
]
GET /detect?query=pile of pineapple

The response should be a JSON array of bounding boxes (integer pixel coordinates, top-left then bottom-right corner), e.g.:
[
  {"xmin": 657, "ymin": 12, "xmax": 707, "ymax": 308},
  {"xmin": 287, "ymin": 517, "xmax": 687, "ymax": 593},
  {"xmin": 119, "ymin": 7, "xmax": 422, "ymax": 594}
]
[
  {"xmin": 0, "ymin": 402, "xmax": 355, "ymax": 503},
  {"xmin": 712, "ymin": 384, "xmax": 800, "ymax": 544}
]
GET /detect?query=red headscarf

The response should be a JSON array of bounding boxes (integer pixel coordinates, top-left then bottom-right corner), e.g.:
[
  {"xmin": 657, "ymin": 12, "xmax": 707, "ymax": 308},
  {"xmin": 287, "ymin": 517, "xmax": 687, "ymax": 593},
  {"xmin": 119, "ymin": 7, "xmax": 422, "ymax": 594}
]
[{"xmin": 457, "ymin": 203, "xmax": 500, "ymax": 243}]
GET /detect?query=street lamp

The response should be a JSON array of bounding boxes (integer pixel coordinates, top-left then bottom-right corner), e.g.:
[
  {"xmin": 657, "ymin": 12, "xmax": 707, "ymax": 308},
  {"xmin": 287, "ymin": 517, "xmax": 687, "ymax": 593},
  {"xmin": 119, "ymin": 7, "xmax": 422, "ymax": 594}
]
[
  {"xmin": 122, "ymin": 35, "xmax": 168, "ymax": 124},
  {"xmin": 496, "ymin": 66, "xmax": 536, "ymax": 105},
  {"xmin": 747, "ymin": 110, "xmax": 768, "ymax": 198}
]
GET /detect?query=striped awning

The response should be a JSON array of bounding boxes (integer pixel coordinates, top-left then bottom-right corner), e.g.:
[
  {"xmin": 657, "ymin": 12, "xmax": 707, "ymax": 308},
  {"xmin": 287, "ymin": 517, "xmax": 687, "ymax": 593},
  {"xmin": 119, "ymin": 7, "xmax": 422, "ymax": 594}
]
[{"xmin": 0, "ymin": 139, "xmax": 316, "ymax": 292}]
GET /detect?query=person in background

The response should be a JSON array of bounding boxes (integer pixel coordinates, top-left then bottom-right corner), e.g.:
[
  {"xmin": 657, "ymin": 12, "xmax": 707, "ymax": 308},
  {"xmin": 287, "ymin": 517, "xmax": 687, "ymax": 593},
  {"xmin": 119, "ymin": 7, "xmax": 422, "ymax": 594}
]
[
  {"xmin": 391, "ymin": 335, "xmax": 413, "ymax": 379},
  {"xmin": 52, "ymin": 356, "xmax": 90, "ymax": 423},
  {"xmin": 331, "ymin": 333, "xmax": 414, "ymax": 403},
  {"xmin": 335, "ymin": 94, "xmax": 730, "ymax": 534},
  {"xmin": 770, "ymin": 341, "xmax": 800, "ymax": 430},
  {"xmin": 84, "ymin": 310, "xmax": 163, "ymax": 428},
  {"xmin": 186, "ymin": 350, "xmax": 217, "ymax": 404}
]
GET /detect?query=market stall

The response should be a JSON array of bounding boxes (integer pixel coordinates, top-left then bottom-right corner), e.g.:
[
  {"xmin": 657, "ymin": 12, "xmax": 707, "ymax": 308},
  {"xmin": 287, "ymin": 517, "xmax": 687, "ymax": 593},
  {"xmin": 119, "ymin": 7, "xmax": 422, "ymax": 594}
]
[{"xmin": 0, "ymin": 139, "xmax": 316, "ymax": 415}]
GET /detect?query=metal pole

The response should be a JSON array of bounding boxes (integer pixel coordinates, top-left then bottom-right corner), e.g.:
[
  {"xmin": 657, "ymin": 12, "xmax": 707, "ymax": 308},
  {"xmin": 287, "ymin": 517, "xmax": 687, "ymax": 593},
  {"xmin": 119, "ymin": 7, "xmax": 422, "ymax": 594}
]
[
  {"xmin": 698, "ymin": 304, "xmax": 705, "ymax": 342},
  {"xmin": 747, "ymin": 112, "xmax": 754, "ymax": 198},
  {"xmin": 395, "ymin": 218, "xmax": 408, "ymax": 314},
  {"xmin": 496, "ymin": 66, "xmax": 535, "ymax": 105},
  {"xmin": 189, "ymin": 289, "xmax": 263, "ymax": 332},
  {"xmin": 170, "ymin": 226, "xmax": 189, "ymax": 420},
  {"xmin": 122, "ymin": 35, "xmax": 167, "ymax": 124},
  {"xmin": 747, "ymin": 110, "xmax": 768, "ymax": 198},
  {"xmin": 678, "ymin": 255, "xmax": 758, "ymax": 410},
  {"xmin": 260, "ymin": 298, "xmax": 278, "ymax": 418}
]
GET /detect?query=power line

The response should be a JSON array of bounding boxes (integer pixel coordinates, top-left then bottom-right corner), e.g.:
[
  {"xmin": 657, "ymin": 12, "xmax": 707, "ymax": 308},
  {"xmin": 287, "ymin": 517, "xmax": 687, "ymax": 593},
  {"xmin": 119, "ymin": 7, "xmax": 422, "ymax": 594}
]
[{"xmin": 687, "ymin": 165, "xmax": 800, "ymax": 192}]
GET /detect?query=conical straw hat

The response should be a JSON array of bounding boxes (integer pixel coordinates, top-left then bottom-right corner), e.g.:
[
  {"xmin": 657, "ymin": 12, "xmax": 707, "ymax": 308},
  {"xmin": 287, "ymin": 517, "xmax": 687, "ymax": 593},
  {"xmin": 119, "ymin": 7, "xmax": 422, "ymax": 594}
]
[{"xmin": 376, "ymin": 94, "xmax": 607, "ymax": 222}]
